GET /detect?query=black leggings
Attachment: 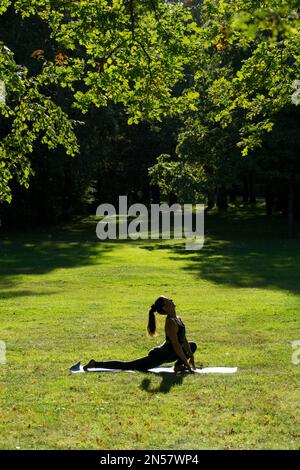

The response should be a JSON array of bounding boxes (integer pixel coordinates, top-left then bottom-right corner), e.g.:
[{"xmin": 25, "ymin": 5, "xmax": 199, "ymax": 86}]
[{"xmin": 92, "ymin": 342, "xmax": 197, "ymax": 371}]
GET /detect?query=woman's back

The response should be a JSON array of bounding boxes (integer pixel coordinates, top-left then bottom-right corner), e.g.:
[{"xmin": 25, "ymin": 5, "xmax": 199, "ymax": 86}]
[{"xmin": 165, "ymin": 316, "xmax": 186, "ymax": 345}]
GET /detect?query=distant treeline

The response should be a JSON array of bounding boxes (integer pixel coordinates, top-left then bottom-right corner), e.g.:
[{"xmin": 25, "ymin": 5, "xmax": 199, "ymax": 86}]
[{"xmin": 0, "ymin": 4, "xmax": 299, "ymax": 238}]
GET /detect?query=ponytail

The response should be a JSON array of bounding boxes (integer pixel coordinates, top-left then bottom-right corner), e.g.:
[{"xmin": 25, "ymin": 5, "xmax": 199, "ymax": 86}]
[{"xmin": 147, "ymin": 305, "xmax": 157, "ymax": 337}]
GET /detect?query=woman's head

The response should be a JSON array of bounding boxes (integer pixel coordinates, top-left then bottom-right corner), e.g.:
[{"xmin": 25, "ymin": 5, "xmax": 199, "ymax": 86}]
[{"xmin": 147, "ymin": 295, "xmax": 176, "ymax": 336}]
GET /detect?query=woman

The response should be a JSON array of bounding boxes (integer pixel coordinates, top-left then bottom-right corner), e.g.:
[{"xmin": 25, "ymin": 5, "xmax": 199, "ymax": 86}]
[{"xmin": 83, "ymin": 295, "xmax": 197, "ymax": 373}]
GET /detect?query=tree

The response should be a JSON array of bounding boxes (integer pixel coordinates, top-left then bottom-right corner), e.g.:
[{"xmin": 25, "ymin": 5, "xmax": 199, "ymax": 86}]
[
  {"xmin": 0, "ymin": 0, "xmax": 195, "ymax": 203},
  {"xmin": 257, "ymin": 105, "xmax": 300, "ymax": 238},
  {"xmin": 149, "ymin": 0, "xmax": 300, "ymax": 235}
]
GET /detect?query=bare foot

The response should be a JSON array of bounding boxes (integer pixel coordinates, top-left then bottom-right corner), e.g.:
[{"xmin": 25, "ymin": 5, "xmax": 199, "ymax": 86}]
[{"xmin": 83, "ymin": 359, "xmax": 96, "ymax": 371}]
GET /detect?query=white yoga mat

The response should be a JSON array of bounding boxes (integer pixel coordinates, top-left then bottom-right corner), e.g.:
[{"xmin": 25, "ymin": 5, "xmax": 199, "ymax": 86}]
[{"xmin": 69, "ymin": 362, "xmax": 238, "ymax": 375}]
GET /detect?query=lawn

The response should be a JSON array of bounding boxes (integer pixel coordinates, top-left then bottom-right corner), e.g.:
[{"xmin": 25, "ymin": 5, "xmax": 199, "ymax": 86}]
[{"xmin": 0, "ymin": 205, "xmax": 300, "ymax": 449}]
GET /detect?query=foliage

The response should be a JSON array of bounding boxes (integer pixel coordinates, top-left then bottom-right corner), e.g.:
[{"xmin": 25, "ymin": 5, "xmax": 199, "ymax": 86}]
[
  {"xmin": 1, "ymin": 0, "xmax": 300, "ymax": 212},
  {"xmin": 150, "ymin": 0, "xmax": 300, "ymax": 210},
  {"xmin": 0, "ymin": 39, "xmax": 79, "ymax": 202},
  {"xmin": 149, "ymin": 153, "xmax": 208, "ymax": 203},
  {"xmin": 188, "ymin": 0, "xmax": 300, "ymax": 154},
  {"xmin": 0, "ymin": 0, "xmax": 194, "ymax": 202}
]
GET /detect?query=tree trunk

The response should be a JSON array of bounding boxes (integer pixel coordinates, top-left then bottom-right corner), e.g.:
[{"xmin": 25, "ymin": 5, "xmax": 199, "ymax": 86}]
[
  {"xmin": 249, "ymin": 174, "xmax": 256, "ymax": 204},
  {"xmin": 288, "ymin": 180, "xmax": 295, "ymax": 239},
  {"xmin": 265, "ymin": 183, "xmax": 274, "ymax": 216},
  {"xmin": 150, "ymin": 185, "xmax": 161, "ymax": 204},
  {"xmin": 229, "ymin": 184, "xmax": 237, "ymax": 203},
  {"xmin": 242, "ymin": 177, "xmax": 249, "ymax": 203},
  {"xmin": 217, "ymin": 185, "xmax": 228, "ymax": 211},
  {"xmin": 206, "ymin": 190, "xmax": 216, "ymax": 211},
  {"xmin": 169, "ymin": 192, "xmax": 178, "ymax": 205}
]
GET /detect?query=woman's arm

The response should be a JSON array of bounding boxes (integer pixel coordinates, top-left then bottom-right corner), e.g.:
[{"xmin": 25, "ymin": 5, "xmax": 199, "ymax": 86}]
[
  {"xmin": 183, "ymin": 337, "xmax": 193, "ymax": 357},
  {"xmin": 166, "ymin": 319, "xmax": 192, "ymax": 371},
  {"xmin": 183, "ymin": 337, "xmax": 196, "ymax": 369}
]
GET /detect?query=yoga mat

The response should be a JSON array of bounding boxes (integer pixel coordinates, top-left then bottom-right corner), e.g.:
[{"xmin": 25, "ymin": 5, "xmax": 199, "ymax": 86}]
[{"xmin": 69, "ymin": 361, "xmax": 238, "ymax": 374}]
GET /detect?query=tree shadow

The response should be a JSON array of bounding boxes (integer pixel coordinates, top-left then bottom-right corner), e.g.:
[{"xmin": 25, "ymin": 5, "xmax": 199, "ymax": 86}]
[
  {"xmin": 170, "ymin": 238, "xmax": 300, "ymax": 295},
  {"xmin": 0, "ymin": 217, "xmax": 118, "ymax": 291},
  {"xmin": 0, "ymin": 290, "xmax": 58, "ymax": 299},
  {"xmin": 1, "ymin": 209, "xmax": 300, "ymax": 296},
  {"xmin": 140, "ymin": 208, "xmax": 300, "ymax": 295}
]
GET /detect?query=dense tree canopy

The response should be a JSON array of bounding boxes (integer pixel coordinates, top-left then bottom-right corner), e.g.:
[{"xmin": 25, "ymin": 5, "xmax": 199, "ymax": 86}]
[
  {"xmin": 0, "ymin": 0, "xmax": 195, "ymax": 202},
  {"xmin": 0, "ymin": 0, "xmax": 300, "ymax": 236},
  {"xmin": 150, "ymin": 0, "xmax": 300, "ymax": 235}
]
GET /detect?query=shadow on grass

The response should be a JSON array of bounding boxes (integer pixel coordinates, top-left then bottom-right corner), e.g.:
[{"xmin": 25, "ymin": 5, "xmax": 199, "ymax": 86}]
[
  {"xmin": 140, "ymin": 207, "xmax": 300, "ymax": 295},
  {"xmin": 170, "ymin": 238, "xmax": 300, "ymax": 295},
  {"xmin": 0, "ymin": 289, "xmax": 58, "ymax": 300},
  {"xmin": 1, "ymin": 207, "xmax": 300, "ymax": 296},
  {"xmin": 0, "ymin": 217, "xmax": 117, "ymax": 291},
  {"xmin": 140, "ymin": 373, "xmax": 185, "ymax": 394}
]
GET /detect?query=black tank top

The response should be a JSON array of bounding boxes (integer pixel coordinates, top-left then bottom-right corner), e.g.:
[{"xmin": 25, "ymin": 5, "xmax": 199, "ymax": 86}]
[{"xmin": 165, "ymin": 317, "xmax": 186, "ymax": 345}]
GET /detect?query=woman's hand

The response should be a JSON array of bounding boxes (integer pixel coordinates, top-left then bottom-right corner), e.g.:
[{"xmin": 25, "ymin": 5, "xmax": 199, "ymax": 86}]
[
  {"xmin": 183, "ymin": 360, "xmax": 194, "ymax": 373},
  {"xmin": 189, "ymin": 355, "xmax": 196, "ymax": 370}
]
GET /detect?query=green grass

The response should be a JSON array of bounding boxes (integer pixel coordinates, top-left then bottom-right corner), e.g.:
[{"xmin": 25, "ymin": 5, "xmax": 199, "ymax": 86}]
[{"xmin": 0, "ymin": 204, "xmax": 300, "ymax": 449}]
